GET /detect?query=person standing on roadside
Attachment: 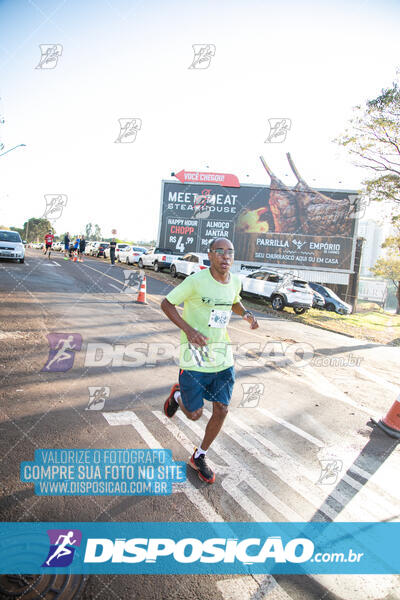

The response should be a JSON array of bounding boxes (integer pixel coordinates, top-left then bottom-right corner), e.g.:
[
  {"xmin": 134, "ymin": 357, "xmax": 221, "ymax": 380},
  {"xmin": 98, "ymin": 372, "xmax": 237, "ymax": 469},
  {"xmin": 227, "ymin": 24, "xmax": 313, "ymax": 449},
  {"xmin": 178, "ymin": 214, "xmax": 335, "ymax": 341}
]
[
  {"xmin": 63, "ymin": 232, "xmax": 70, "ymax": 260},
  {"xmin": 79, "ymin": 235, "xmax": 86, "ymax": 262},
  {"xmin": 109, "ymin": 237, "xmax": 117, "ymax": 265},
  {"xmin": 161, "ymin": 237, "xmax": 259, "ymax": 484}
]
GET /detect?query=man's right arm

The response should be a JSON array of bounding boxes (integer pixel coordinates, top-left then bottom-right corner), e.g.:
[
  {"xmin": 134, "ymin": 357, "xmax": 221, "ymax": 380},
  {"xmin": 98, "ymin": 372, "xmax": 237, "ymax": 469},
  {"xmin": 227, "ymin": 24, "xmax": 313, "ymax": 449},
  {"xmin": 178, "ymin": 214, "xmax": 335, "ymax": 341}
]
[{"xmin": 161, "ymin": 298, "xmax": 208, "ymax": 347}]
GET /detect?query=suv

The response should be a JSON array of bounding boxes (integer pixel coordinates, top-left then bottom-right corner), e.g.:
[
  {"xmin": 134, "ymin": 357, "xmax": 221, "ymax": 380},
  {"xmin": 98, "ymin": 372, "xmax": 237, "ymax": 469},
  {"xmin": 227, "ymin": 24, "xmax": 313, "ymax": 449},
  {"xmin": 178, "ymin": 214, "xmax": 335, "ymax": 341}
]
[
  {"xmin": 239, "ymin": 269, "xmax": 313, "ymax": 314},
  {"xmin": 104, "ymin": 243, "xmax": 130, "ymax": 260},
  {"xmin": 95, "ymin": 242, "xmax": 110, "ymax": 257},
  {"xmin": 0, "ymin": 230, "xmax": 25, "ymax": 263},
  {"xmin": 308, "ymin": 282, "xmax": 352, "ymax": 315}
]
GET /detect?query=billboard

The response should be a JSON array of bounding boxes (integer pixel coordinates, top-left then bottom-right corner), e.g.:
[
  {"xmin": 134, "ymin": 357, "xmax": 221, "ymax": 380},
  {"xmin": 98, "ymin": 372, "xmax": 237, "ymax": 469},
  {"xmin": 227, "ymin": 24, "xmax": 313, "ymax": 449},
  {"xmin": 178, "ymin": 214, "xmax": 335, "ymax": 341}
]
[{"xmin": 159, "ymin": 156, "xmax": 358, "ymax": 272}]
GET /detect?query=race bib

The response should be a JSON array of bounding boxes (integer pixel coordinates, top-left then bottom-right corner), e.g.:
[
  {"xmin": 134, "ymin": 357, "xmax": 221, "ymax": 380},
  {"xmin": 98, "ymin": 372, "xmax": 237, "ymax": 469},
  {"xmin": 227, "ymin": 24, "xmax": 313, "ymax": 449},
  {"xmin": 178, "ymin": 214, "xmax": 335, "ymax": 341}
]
[{"xmin": 208, "ymin": 309, "xmax": 232, "ymax": 329}]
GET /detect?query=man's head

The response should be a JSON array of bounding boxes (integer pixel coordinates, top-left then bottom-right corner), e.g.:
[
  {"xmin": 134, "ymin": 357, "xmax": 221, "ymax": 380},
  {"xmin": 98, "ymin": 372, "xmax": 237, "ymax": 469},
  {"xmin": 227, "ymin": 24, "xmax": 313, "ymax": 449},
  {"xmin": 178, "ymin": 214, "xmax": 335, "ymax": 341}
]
[
  {"xmin": 208, "ymin": 237, "xmax": 234, "ymax": 275},
  {"xmin": 48, "ymin": 230, "xmax": 52, "ymax": 234}
]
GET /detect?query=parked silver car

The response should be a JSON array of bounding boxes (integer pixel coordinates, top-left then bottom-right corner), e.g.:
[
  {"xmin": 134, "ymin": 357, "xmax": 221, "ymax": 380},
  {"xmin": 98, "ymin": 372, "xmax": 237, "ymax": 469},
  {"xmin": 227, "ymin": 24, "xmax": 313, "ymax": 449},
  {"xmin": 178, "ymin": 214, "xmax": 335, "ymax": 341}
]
[{"xmin": 0, "ymin": 230, "xmax": 25, "ymax": 263}]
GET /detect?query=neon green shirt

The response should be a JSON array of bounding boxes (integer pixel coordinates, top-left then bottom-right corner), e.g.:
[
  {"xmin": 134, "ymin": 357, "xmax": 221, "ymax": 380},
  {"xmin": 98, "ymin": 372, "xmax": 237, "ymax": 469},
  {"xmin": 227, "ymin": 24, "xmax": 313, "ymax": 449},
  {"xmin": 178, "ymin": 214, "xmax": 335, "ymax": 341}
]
[{"xmin": 166, "ymin": 268, "xmax": 241, "ymax": 373}]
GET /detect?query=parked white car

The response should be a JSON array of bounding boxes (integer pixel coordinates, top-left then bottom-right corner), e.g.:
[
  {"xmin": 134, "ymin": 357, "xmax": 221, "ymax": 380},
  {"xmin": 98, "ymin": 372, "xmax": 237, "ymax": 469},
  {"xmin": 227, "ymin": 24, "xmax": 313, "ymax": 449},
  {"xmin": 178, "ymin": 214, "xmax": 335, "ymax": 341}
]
[
  {"xmin": 52, "ymin": 241, "xmax": 63, "ymax": 251},
  {"xmin": 138, "ymin": 247, "xmax": 177, "ymax": 272},
  {"xmin": 170, "ymin": 253, "xmax": 211, "ymax": 278},
  {"xmin": 0, "ymin": 230, "xmax": 25, "ymax": 263},
  {"xmin": 119, "ymin": 246, "xmax": 148, "ymax": 265},
  {"xmin": 239, "ymin": 269, "xmax": 313, "ymax": 314},
  {"xmin": 104, "ymin": 243, "xmax": 130, "ymax": 260},
  {"xmin": 84, "ymin": 242, "xmax": 95, "ymax": 255}
]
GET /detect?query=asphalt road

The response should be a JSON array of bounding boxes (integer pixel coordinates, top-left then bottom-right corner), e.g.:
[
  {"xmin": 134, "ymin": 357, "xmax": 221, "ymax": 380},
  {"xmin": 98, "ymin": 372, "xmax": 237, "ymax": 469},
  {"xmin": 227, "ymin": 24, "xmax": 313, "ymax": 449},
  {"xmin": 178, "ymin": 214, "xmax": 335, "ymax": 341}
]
[{"xmin": 0, "ymin": 249, "xmax": 399, "ymax": 600}]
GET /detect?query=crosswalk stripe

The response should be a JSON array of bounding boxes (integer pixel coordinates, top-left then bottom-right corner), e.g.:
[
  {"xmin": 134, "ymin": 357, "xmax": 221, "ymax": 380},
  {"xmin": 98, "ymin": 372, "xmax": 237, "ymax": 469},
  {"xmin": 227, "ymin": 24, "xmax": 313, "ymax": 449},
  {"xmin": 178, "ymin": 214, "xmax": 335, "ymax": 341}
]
[
  {"xmin": 218, "ymin": 575, "xmax": 293, "ymax": 600},
  {"xmin": 102, "ymin": 410, "xmax": 296, "ymax": 596},
  {"xmin": 202, "ymin": 408, "xmax": 339, "ymax": 521},
  {"xmin": 256, "ymin": 407, "xmax": 324, "ymax": 448},
  {"xmin": 355, "ymin": 366, "xmax": 400, "ymax": 394},
  {"xmin": 216, "ymin": 410, "xmax": 386, "ymax": 523},
  {"xmin": 102, "ymin": 411, "xmax": 221, "ymax": 522},
  {"xmin": 302, "ymin": 364, "xmax": 381, "ymax": 420},
  {"xmin": 151, "ymin": 411, "xmax": 269, "ymax": 521},
  {"xmin": 174, "ymin": 412, "xmax": 303, "ymax": 522}
]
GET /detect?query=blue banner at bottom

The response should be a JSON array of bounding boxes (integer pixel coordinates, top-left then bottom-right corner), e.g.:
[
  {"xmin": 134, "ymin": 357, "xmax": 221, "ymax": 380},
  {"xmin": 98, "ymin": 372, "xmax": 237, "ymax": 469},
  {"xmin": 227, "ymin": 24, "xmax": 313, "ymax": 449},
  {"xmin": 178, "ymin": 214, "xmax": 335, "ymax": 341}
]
[{"xmin": 0, "ymin": 522, "xmax": 398, "ymax": 575}]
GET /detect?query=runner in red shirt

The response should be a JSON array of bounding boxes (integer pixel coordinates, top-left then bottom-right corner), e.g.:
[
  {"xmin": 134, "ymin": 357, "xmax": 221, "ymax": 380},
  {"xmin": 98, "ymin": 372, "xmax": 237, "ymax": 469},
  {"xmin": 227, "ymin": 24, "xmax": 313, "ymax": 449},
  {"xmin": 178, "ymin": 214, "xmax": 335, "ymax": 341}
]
[{"xmin": 44, "ymin": 231, "xmax": 54, "ymax": 257}]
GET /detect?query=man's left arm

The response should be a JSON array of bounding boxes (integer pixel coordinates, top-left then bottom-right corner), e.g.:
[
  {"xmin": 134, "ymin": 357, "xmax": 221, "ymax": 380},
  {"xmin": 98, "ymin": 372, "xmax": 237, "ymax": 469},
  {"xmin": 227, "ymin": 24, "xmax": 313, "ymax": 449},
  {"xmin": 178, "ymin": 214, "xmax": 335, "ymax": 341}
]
[{"xmin": 232, "ymin": 302, "xmax": 259, "ymax": 329}]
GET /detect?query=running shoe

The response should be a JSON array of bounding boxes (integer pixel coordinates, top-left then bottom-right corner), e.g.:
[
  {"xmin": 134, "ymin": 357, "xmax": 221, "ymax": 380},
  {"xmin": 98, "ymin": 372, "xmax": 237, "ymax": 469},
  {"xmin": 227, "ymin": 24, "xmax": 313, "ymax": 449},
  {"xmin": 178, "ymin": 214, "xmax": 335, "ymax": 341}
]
[
  {"xmin": 163, "ymin": 383, "xmax": 180, "ymax": 418},
  {"xmin": 189, "ymin": 449, "xmax": 215, "ymax": 484}
]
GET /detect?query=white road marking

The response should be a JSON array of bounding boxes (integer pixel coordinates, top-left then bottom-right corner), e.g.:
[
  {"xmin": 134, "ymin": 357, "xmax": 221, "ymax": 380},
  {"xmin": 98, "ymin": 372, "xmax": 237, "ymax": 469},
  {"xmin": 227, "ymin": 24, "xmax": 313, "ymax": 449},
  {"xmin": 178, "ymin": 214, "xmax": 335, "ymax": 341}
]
[
  {"xmin": 108, "ymin": 283, "xmax": 122, "ymax": 292},
  {"xmin": 102, "ymin": 411, "xmax": 222, "ymax": 522},
  {"xmin": 218, "ymin": 575, "xmax": 292, "ymax": 600},
  {"xmin": 355, "ymin": 366, "xmax": 400, "ymax": 395},
  {"xmin": 52, "ymin": 261, "xmax": 61, "ymax": 267},
  {"xmin": 174, "ymin": 412, "xmax": 303, "ymax": 521},
  {"xmin": 203, "ymin": 409, "xmax": 339, "ymax": 521},
  {"xmin": 220, "ymin": 410, "xmax": 384, "ymax": 522},
  {"xmin": 301, "ymin": 364, "xmax": 381, "ymax": 420},
  {"xmin": 256, "ymin": 406, "xmax": 324, "ymax": 448}
]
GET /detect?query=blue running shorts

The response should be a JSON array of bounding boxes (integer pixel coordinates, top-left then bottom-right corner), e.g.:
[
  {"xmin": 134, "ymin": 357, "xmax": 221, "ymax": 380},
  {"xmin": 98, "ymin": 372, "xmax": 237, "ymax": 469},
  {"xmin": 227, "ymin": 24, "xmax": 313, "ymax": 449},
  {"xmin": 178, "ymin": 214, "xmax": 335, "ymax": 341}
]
[{"xmin": 179, "ymin": 366, "xmax": 235, "ymax": 412}]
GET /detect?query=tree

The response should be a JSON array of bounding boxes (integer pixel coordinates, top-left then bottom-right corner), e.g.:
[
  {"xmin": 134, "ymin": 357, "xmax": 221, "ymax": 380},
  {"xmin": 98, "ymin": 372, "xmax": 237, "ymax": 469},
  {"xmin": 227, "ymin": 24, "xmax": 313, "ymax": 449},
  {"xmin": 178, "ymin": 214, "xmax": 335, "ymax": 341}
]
[
  {"xmin": 336, "ymin": 77, "xmax": 400, "ymax": 208},
  {"xmin": 371, "ymin": 218, "xmax": 400, "ymax": 313},
  {"xmin": 93, "ymin": 224, "xmax": 102, "ymax": 240},
  {"xmin": 85, "ymin": 222, "xmax": 93, "ymax": 239},
  {"xmin": 372, "ymin": 257, "xmax": 400, "ymax": 314},
  {"xmin": 21, "ymin": 218, "xmax": 54, "ymax": 242}
]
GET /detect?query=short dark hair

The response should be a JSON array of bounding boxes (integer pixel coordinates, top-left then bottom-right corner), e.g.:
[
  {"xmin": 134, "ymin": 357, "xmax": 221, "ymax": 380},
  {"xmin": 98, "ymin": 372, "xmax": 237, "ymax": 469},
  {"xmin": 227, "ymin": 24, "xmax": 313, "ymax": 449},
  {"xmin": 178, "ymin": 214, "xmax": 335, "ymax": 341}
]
[{"xmin": 208, "ymin": 237, "xmax": 234, "ymax": 251}]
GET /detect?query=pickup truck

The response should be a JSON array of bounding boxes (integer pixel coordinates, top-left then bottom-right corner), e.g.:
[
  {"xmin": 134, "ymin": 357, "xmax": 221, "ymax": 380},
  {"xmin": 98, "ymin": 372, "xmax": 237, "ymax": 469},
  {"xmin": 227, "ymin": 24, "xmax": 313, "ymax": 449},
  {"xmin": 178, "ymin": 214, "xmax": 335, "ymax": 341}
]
[{"xmin": 137, "ymin": 247, "xmax": 178, "ymax": 272}]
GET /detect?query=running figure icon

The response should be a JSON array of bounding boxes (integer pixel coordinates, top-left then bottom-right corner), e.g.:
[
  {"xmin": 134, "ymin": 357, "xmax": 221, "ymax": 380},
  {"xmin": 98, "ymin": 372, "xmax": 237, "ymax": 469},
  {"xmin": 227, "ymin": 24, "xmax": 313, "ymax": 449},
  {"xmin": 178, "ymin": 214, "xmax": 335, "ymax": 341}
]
[
  {"xmin": 45, "ymin": 531, "xmax": 76, "ymax": 566},
  {"xmin": 44, "ymin": 335, "xmax": 76, "ymax": 371},
  {"xmin": 42, "ymin": 333, "xmax": 82, "ymax": 372}
]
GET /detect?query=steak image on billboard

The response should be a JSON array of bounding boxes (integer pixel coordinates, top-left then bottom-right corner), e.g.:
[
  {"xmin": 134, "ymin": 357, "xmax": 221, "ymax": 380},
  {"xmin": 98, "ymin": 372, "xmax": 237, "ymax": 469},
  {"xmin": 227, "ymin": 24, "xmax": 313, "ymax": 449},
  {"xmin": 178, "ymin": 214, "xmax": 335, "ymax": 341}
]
[{"xmin": 160, "ymin": 154, "xmax": 357, "ymax": 273}]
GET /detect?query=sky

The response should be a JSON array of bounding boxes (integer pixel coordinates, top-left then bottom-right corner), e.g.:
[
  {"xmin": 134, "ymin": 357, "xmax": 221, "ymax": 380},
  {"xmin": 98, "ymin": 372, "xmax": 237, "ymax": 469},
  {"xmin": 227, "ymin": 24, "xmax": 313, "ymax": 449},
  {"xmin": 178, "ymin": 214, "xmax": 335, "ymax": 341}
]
[{"xmin": 0, "ymin": 0, "xmax": 399, "ymax": 241}]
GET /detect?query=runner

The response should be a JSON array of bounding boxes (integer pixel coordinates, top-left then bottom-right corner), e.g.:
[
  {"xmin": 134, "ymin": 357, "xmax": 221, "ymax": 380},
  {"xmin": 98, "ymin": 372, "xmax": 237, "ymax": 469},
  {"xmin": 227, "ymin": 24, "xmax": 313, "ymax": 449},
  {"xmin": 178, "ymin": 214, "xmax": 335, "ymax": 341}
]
[
  {"xmin": 109, "ymin": 237, "xmax": 117, "ymax": 265},
  {"xmin": 43, "ymin": 230, "xmax": 54, "ymax": 258},
  {"xmin": 73, "ymin": 236, "xmax": 80, "ymax": 261},
  {"xmin": 63, "ymin": 232, "xmax": 70, "ymax": 260},
  {"xmin": 79, "ymin": 235, "xmax": 86, "ymax": 262},
  {"xmin": 161, "ymin": 238, "xmax": 259, "ymax": 484}
]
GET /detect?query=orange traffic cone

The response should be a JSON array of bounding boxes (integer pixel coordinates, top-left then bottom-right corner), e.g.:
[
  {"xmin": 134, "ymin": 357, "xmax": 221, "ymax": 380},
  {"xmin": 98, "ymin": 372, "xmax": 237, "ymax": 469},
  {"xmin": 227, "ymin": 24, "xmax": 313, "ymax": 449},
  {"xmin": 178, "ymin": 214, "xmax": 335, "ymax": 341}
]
[
  {"xmin": 377, "ymin": 395, "xmax": 400, "ymax": 439},
  {"xmin": 73, "ymin": 253, "xmax": 77, "ymax": 262},
  {"xmin": 136, "ymin": 276, "xmax": 148, "ymax": 304}
]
